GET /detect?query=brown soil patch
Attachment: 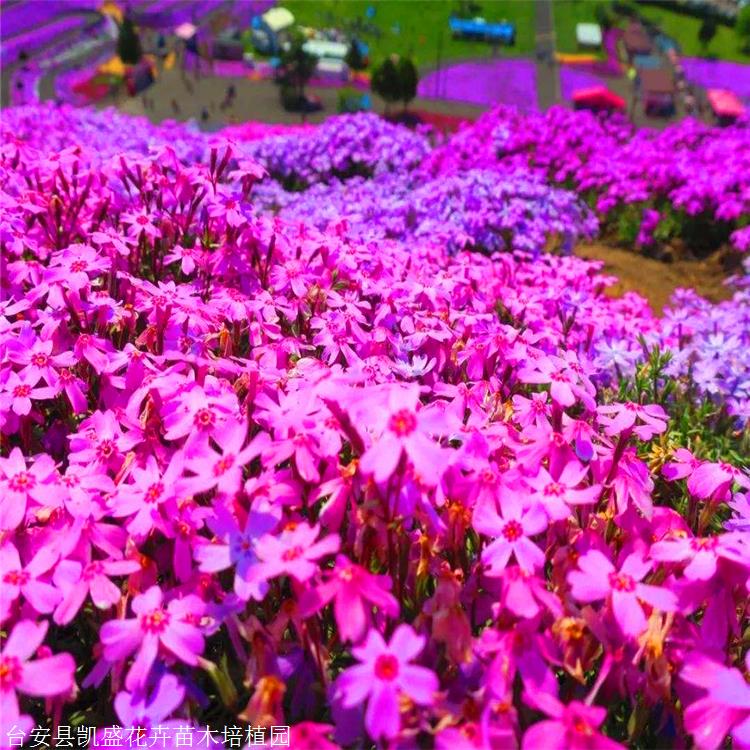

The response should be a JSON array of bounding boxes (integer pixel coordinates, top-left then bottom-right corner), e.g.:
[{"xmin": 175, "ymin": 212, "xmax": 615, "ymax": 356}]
[{"xmin": 575, "ymin": 242, "xmax": 736, "ymax": 313}]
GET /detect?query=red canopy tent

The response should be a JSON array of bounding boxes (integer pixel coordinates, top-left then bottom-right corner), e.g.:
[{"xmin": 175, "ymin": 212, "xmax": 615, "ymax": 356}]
[
  {"xmin": 572, "ymin": 85, "xmax": 626, "ymax": 112},
  {"xmin": 707, "ymin": 88, "xmax": 745, "ymax": 121}
]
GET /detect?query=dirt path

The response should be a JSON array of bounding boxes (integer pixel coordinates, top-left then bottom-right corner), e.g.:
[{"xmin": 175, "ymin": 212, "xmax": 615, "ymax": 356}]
[{"xmin": 575, "ymin": 242, "xmax": 735, "ymax": 313}]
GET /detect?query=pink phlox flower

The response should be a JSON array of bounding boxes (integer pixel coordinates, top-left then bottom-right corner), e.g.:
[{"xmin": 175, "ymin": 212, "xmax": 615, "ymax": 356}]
[
  {"xmin": 524, "ymin": 460, "xmax": 602, "ymax": 521},
  {"xmin": 182, "ymin": 420, "xmax": 269, "ymax": 496},
  {"xmin": 511, "ymin": 391, "xmax": 551, "ymax": 429},
  {"xmin": 0, "ymin": 369, "xmax": 56, "ymax": 415},
  {"xmin": 47, "ymin": 243, "xmax": 109, "ymax": 292},
  {"xmin": 53, "ymin": 554, "xmax": 141, "ymax": 625},
  {"xmin": 0, "ymin": 543, "xmax": 60, "ymax": 622},
  {"xmin": 73, "ymin": 332, "xmax": 117, "ymax": 374},
  {"xmin": 473, "ymin": 498, "xmax": 548, "ymax": 576},
  {"xmin": 650, "ymin": 531, "xmax": 749, "ymax": 581},
  {"xmin": 355, "ymin": 384, "xmax": 455, "ymax": 486},
  {"xmin": 99, "ymin": 585, "xmax": 205, "ymax": 691},
  {"xmin": 0, "ymin": 447, "xmax": 64, "ymax": 531},
  {"xmin": 680, "ymin": 652, "xmax": 750, "ymax": 750},
  {"xmin": 110, "ymin": 453, "xmax": 184, "ymax": 540},
  {"xmin": 254, "ymin": 521, "xmax": 340, "ymax": 583},
  {"xmin": 68, "ymin": 410, "xmax": 139, "ymax": 469},
  {"xmin": 597, "ymin": 401, "xmax": 668, "ymax": 440},
  {"xmin": 7, "ymin": 327, "xmax": 76, "ymax": 388},
  {"xmin": 59, "ymin": 462, "xmax": 116, "ymax": 519},
  {"xmin": 568, "ymin": 550, "xmax": 678, "ymax": 637},
  {"xmin": 517, "ymin": 352, "xmax": 596, "ymax": 410},
  {"xmin": 335, "ymin": 625, "xmax": 439, "ymax": 741},
  {"xmin": 121, "ymin": 209, "xmax": 160, "ymax": 239},
  {"xmin": 0, "ymin": 620, "xmax": 76, "ymax": 738},
  {"xmin": 687, "ymin": 461, "xmax": 750, "ymax": 500},
  {"xmin": 521, "ymin": 693, "xmax": 625, "ymax": 750},
  {"xmin": 299, "ymin": 554, "xmax": 399, "ymax": 643},
  {"xmin": 662, "ymin": 447, "xmax": 701, "ymax": 482}
]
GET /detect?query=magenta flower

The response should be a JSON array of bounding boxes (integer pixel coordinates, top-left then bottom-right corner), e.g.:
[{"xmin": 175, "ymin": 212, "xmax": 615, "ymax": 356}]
[
  {"xmin": 524, "ymin": 461, "xmax": 601, "ymax": 521},
  {"xmin": 681, "ymin": 652, "xmax": 750, "ymax": 750},
  {"xmin": 0, "ymin": 370, "xmax": 55, "ymax": 415},
  {"xmin": 522, "ymin": 695, "xmax": 624, "ymax": 750},
  {"xmin": 662, "ymin": 448, "xmax": 701, "ymax": 481},
  {"xmin": 110, "ymin": 454, "xmax": 184, "ymax": 539},
  {"xmin": 473, "ymin": 499, "xmax": 547, "ymax": 575},
  {"xmin": 687, "ymin": 461, "xmax": 750, "ymax": 500},
  {"xmin": 335, "ymin": 625, "xmax": 438, "ymax": 741},
  {"xmin": 0, "ymin": 620, "xmax": 75, "ymax": 738},
  {"xmin": 568, "ymin": 550, "xmax": 678, "ymax": 636},
  {"xmin": 0, "ymin": 543, "xmax": 60, "ymax": 622},
  {"xmin": 356, "ymin": 384, "xmax": 452, "ymax": 485},
  {"xmin": 53, "ymin": 557, "xmax": 141, "ymax": 625},
  {"xmin": 650, "ymin": 532, "xmax": 747, "ymax": 581},
  {"xmin": 597, "ymin": 401, "xmax": 668, "ymax": 440},
  {"xmin": 0, "ymin": 448, "xmax": 64, "ymax": 531},
  {"xmin": 100, "ymin": 585, "xmax": 205, "ymax": 691},
  {"xmin": 254, "ymin": 522, "xmax": 340, "ymax": 583},
  {"xmin": 299, "ymin": 555, "xmax": 399, "ymax": 642}
]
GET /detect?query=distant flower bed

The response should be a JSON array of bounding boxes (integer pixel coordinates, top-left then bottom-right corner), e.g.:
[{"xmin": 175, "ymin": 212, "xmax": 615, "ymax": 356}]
[
  {"xmin": 559, "ymin": 65, "xmax": 608, "ymax": 102},
  {"xmin": 681, "ymin": 57, "xmax": 750, "ymax": 102},
  {"xmin": 418, "ymin": 58, "xmax": 538, "ymax": 109}
]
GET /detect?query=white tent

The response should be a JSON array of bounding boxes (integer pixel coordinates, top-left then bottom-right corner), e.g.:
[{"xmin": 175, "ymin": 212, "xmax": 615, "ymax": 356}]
[
  {"xmin": 261, "ymin": 7, "xmax": 295, "ymax": 33},
  {"xmin": 302, "ymin": 39, "xmax": 349, "ymax": 60},
  {"xmin": 576, "ymin": 23, "xmax": 603, "ymax": 48}
]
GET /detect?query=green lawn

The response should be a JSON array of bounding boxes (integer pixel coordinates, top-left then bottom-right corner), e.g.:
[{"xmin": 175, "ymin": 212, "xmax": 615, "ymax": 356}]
[
  {"xmin": 553, "ymin": 0, "xmax": 609, "ymax": 54},
  {"xmin": 283, "ymin": 0, "xmax": 536, "ymax": 68},
  {"xmin": 636, "ymin": 4, "xmax": 750, "ymax": 62},
  {"xmin": 553, "ymin": 0, "xmax": 750, "ymax": 63}
]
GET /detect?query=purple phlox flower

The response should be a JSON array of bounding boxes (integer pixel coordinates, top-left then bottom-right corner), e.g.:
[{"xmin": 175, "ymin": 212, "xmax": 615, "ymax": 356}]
[{"xmin": 194, "ymin": 504, "xmax": 280, "ymax": 601}]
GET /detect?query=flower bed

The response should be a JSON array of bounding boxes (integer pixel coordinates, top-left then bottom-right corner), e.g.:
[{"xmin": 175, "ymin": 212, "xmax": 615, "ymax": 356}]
[
  {"xmin": 680, "ymin": 57, "xmax": 750, "ymax": 102},
  {"xmin": 0, "ymin": 103, "xmax": 748, "ymax": 750},
  {"xmin": 418, "ymin": 58, "xmax": 538, "ymax": 109}
]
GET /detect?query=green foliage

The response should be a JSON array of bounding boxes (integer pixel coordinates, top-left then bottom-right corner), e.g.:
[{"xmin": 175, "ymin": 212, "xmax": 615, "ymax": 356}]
[
  {"xmin": 454, "ymin": 0, "xmax": 483, "ymax": 19},
  {"xmin": 698, "ymin": 17, "xmax": 718, "ymax": 49},
  {"xmin": 278, "ymin": 31, "xmax": 317, "ymax": 98},
  {"xmin": 117, "ymin": 16, "xmax": 143, "ymax": 66},
  {"xmin": 371, "ymin": 56, "xmax": 401, "ymax": 110},
  {"xmin": 371, "ymin": 54, "xmax": 419, "ymax": 112},
  {"xmin": 397, "ymin": 56, "xmax": 418, "ymax": 108},
  {"xmin": 738, "ymin": 4, "xmax": 750, "ymax": 53}
]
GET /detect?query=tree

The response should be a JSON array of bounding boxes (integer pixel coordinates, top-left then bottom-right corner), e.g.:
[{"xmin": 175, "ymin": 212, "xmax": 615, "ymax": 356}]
[
  {"xmin": 278, "ymin": 32, "xmax": 318, "ymax": 120},
  {"xmin": 345, "ymin": 39, "xmax": 367, "ymax": 71},
  {"xmin": 371, "ymin": 56, "xmax": 401, "ymax": 114},
  {"xmin": 397, "ymin": 56, "xmax": 418, "ymax": 111},
  {"xmin": 117, "ymin": 15, "xmax": 143, "ymax": 66},
  {"xmin": 698, "ymin": 17, "xmax": 717, "ymax": 51},
  {"xmin": 737, "ymin": 4, "xmax": 750, "ymax": 54}
]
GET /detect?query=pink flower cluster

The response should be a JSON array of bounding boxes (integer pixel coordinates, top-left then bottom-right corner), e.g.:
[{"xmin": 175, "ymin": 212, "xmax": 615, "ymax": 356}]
[{"xmin": 0, "ymin": 104, "xmax": 748, "ymax": 749}]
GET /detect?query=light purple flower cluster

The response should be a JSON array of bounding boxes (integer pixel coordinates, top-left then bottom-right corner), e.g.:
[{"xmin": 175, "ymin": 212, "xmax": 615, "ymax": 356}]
[{"xmin": 243, "ymin": 113, "xmax": 432, "ymax": 189}]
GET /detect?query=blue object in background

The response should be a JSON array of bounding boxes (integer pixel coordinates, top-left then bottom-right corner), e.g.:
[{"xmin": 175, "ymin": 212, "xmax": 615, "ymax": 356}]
[
  {"xmin": 448, "ymin": 16, "xmax": 516, "ymax": 45},
  {"xmin": 633, "ymin": 53, "xmax": 663, "ymax": 69},
  {"xmin": 365, "ymin": 5, "xmax": 376, "ymax": 19}
]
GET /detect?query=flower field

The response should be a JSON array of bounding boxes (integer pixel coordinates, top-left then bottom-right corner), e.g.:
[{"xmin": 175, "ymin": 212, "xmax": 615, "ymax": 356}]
[{"xmin": 0, "ymin": 102, "xmax": 749, "ymax": 748}]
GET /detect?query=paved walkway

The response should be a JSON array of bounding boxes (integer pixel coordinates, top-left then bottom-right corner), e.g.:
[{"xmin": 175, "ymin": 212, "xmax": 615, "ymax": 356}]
[{"xmin": 534, "ymin": 0, "xmax": 560, "ymax": 109}]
